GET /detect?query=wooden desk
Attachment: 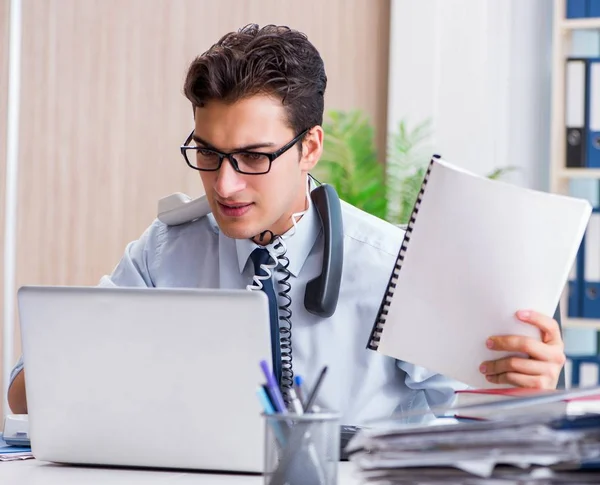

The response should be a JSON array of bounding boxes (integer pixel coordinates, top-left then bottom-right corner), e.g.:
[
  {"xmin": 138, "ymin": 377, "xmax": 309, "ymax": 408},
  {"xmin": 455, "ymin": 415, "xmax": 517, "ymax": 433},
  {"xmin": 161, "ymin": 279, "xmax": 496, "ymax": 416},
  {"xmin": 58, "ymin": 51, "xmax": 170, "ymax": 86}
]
[{"xmin": 0, "ymin": 459, "xmax": 361, "ymax": 484}]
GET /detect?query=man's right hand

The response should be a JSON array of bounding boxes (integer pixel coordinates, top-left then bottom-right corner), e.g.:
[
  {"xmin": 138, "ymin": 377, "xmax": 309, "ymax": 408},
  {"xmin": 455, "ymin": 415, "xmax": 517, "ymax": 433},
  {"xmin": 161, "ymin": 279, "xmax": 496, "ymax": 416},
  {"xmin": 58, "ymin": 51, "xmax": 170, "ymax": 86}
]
[{"xmin": 7, "ymin": 369, "xmax": 28, "ymax": 414}]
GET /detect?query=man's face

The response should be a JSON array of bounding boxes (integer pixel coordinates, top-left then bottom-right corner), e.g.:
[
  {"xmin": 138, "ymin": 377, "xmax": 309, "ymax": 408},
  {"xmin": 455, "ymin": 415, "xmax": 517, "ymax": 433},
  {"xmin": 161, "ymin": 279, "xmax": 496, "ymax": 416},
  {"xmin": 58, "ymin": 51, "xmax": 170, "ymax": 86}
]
[{"xmin": 193, "ymin": 95, "xmax": 321, "ymax": 241}]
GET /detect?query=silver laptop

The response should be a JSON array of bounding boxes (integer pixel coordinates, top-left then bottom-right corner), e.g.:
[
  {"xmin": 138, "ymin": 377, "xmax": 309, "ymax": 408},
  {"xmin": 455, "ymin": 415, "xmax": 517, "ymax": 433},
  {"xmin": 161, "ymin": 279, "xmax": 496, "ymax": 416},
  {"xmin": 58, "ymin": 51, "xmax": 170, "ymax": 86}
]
[{"xmin": 17, "ymin": 285, "xmax": 272, "ymax": 473}]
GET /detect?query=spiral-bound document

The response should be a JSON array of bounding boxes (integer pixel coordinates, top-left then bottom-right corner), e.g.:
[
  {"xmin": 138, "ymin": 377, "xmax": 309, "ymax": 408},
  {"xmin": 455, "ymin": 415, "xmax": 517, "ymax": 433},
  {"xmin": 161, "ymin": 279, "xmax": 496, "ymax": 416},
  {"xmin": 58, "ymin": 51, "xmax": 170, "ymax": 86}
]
[{"xmin": 367, "ymin": 156, "xmax": 592, "ymax": 388}]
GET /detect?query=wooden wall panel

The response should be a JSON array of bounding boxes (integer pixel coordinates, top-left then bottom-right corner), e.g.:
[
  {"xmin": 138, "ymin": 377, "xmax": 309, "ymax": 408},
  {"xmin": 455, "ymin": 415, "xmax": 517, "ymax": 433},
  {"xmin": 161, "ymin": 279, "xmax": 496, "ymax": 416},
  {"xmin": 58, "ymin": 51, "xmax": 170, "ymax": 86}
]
[
  {"xmin": 174, "ymin": 0, "xmax": 392, "ymax": 154},
  {"xmin": 1, "ymin": 0, "xmax": 9, "ymax": 417},
  {"xmin": 15, "ymin": 0, "xmax": 390, "ymax": 286},
  {"xmin": 9, "ymin": 0, "xmax": 390, "ymax": 387}
]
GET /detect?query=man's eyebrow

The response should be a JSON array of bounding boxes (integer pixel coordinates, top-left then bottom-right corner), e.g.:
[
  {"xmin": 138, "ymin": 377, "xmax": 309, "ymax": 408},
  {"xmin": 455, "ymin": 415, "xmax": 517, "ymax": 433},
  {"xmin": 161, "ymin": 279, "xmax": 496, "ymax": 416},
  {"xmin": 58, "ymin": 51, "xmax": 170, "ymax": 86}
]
[{"xmin": 191, "ymin": 134, "xmax": 276, "ymax": 152}]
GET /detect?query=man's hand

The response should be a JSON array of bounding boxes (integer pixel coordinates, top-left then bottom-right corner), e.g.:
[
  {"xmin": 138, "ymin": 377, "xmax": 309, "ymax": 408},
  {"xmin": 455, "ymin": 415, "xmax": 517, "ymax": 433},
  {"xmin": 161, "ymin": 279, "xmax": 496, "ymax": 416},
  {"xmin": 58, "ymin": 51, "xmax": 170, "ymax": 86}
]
[{"xmin": 479, "ymin": 310, "xmax": 566, "ymax": 390}]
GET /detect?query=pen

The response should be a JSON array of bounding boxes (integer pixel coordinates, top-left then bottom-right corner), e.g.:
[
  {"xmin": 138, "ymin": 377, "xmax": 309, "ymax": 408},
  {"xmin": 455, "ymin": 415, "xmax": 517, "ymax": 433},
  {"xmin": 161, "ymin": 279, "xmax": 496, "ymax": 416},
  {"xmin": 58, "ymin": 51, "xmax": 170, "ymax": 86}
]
[
  {"xmin": 303, "ymin": 366, "xmax": 328, "ymax": 413},
  {"xmin": 261, "ymin": 384, "xmax": 276, "ymax": 410},
  {"xmin": 259, "ymin": 360, "xmax": 287, "ymax": 414},
  {"xmin": 294, "ymin": 375, "xmax": 305, "ymax": 404},
  {"xmin": 287, "ymin": 387, "xmax": 304, "ymax": 415},
  {"xmin": 256, "ymin": 387, "xmax": 287, "ymax": 446},
  {"xmin": 256, "ymin": 386, "xmax": 276, "ymax": 415}
]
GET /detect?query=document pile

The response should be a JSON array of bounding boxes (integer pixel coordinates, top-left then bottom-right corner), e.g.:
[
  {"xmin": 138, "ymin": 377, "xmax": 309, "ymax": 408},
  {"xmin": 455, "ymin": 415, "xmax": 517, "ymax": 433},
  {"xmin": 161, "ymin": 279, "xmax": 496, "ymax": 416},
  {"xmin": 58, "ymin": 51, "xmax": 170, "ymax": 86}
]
[
  {"xmin": 346, "ymin": 388, "xmax": 600, "ymax": 484},
  {"xmin": 0, "ymin": 438, "xmax": 32, "ymax": 462},
  {"xmin": 0, "ymin": 451, "xmax": 32, "ymax": 462}
]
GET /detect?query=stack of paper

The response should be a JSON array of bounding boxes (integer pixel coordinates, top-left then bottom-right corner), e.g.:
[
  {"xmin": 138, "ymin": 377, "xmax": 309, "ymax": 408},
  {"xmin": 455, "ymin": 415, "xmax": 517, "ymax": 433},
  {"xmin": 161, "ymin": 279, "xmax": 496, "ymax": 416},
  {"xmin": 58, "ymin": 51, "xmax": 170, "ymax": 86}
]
[
  {"xmin": 449, "ymin": 388, "xmax": 600, "ymax": 420},
  {"xmin": 346, "ymin": 414, "xmax": 600, "ymax": 483},
  {"xmin": 441, "ymin": 385, "xmax": 600, "ymax": 422},
  {"xmin": 0, "ymin": 435, "xmax": 33, "ymax": 462},
  {"xmin": 0, "ymin": 452, "xmax": 33, "ymax": 462}
]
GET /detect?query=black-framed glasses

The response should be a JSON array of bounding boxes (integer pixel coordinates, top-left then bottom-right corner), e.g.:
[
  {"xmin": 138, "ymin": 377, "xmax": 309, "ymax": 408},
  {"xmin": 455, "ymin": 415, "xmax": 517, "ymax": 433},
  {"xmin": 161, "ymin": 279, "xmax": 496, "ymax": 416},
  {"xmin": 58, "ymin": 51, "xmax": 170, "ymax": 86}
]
[{"xmin": 180, "ymin": 128, "xmax": 310, "ymax": 175}]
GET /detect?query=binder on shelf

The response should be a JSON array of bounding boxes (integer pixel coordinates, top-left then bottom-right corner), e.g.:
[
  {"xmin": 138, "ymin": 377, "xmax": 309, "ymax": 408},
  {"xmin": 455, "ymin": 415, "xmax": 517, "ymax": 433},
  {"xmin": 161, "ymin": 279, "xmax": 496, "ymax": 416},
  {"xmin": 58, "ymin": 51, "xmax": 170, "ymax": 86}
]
[
  {"xmin": 587, "ymin": 58, "xmax": 600, "ymax": 168},
  {"xmin": 567, "ymin": 181, "xmax": 600, "ymax": 319},
  {"xmin": 566, "ymin": 58, "xmax": 588, "ymax": 168},
  {"xmin": 583, "ymin": 280, "xmax": 600, "ymax": 317},
  {"xmin": 567, "ymin": 0, "xmax": 588, "ymax": 18},
  {"xmin": 583, "ymin": 210, "xmax": 600, "ymax": 318},
  {"xmin": 589, "ymin": 0, "xmax": 600, "ymax": 18},
  {"xmin": 568, "ymin": 238, "xmax": 585, "ymax": 317}
]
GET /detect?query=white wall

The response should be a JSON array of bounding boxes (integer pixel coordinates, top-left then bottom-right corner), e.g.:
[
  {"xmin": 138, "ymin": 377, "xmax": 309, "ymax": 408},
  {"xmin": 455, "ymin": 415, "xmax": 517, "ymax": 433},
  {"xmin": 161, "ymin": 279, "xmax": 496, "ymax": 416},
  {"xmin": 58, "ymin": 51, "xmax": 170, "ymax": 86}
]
[{"xmin": 388, "ymin": 0, "xmax": 553, "ymax": 189}]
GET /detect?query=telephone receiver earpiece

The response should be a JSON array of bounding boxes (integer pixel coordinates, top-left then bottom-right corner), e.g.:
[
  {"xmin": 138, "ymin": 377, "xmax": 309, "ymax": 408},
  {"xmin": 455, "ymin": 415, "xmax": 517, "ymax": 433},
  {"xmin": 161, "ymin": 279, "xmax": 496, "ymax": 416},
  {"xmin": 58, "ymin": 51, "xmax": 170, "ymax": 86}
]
[{"xmin": 156, "ymin": 183, "xmax": 344, "ymax": 318}]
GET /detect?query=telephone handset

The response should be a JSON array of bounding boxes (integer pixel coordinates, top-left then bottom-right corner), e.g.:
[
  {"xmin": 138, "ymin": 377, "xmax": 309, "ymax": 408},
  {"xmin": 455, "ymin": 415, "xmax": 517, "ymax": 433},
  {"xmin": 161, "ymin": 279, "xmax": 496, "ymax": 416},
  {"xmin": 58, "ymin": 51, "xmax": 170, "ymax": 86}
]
[
  {"xmin": 157, "ymin": 192, "xmax": 211, "ymax": 226},
  {"xmin": 304, "ymin": 183, "xmax": 343, "ymax": 318},
  {"xmin": 157, "ymin": 182, "xmax": 344, "ymax": 317}
]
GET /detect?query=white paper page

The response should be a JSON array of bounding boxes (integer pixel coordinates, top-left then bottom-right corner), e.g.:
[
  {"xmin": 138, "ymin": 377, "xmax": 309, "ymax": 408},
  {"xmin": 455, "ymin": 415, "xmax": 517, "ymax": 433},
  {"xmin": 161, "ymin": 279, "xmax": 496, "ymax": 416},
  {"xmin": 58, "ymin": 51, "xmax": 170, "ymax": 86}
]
[{"xmin": 377, "ymin": 158, "xmax": 591, "ymax": 388}]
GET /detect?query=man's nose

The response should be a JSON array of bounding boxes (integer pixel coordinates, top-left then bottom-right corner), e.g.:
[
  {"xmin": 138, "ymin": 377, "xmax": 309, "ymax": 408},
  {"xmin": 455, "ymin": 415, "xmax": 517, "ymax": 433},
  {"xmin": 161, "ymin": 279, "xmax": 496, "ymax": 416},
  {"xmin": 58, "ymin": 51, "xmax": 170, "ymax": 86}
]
[{"xmin": 214, "ymin": 157, "xmax": 246, "ymax": 198}]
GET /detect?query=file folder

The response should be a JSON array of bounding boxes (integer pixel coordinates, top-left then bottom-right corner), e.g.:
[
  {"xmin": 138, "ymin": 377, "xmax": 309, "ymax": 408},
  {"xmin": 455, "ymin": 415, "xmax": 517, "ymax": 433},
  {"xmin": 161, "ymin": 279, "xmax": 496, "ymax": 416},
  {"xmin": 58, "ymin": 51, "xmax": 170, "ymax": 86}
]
[
  {"xmin": 566, "ymin": 59, "xmax": 588, "ymax": 167},
  {"xmin": 568, "ymin": 181, "xmax": 599, "ymax": 317},
  {"xmin": 583, "ymin": 212, "xmax": 600, "ymax": 318},
  {"xmin": 588, "ymin": 59, "xmax": 600, "ymax": 168},
  {"xmin": 568, "ymin": 239, "xmax": 584, "ymax": 317},
  {"xmin": 567, "ymin": 0, "xmax": 588, "ymax": 17}
]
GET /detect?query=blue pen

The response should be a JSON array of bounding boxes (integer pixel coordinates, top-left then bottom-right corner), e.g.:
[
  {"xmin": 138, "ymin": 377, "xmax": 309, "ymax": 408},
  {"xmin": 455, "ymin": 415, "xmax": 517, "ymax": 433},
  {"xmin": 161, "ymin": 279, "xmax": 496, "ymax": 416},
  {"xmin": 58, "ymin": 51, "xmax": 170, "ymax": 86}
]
[
  {"xmin": 259, "ymin": 359, "xmax": 287, "ymax": 414},
  {"xmin": 294, "ymin": 375, "xmax": 305, "ymax": 404},
  {"xmin": 256, "ymin": 387, "xmax": 287, "ymax": 446},
  {"xmin": 256, "ymin": 386, "xmax": 276, "ymax": 415}
]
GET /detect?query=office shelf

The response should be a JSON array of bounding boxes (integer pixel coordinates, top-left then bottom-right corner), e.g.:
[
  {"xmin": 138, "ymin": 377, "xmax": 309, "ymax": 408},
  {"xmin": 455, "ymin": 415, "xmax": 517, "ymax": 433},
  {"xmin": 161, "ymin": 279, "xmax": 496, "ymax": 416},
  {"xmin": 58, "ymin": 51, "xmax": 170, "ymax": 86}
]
[
  {"xmin": 562, "ymin": 18, "xmax": 600, "ymax": 30},
  {"xmin": 551, "ymin": 1, "xmax": 600, "ymax": 334},
  {"xmin": 559, "ymin": 169, "xmax": 600, "ymax": 178},
  {"xmin": 550, "ymin": 0, "xmax": 600, "ymax": 188},
  {"xmin": 563, "ymin": 318, "xmax": 600, "ymax": 329}
]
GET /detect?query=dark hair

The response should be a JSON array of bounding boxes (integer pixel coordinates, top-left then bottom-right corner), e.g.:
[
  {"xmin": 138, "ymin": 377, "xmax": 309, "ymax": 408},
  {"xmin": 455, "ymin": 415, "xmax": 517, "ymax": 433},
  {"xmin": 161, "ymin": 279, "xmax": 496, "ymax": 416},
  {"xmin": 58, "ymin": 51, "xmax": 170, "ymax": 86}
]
[{"xmin": 183, "ymin": 24, "xmax": 327, "ymax": 135}]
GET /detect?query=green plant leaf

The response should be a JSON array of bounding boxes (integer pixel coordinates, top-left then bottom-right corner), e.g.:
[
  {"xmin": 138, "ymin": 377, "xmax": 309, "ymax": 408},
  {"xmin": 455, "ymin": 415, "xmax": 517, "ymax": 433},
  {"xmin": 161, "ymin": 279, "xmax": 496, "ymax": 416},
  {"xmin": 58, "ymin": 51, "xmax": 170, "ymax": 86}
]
[
  {"xmin": 315, "ymin": 109, "xmax": 387, "ymax": 219},
  {"xmin": 486, "ymin": 166, "xmax": 519, "ymax": 180},
  {"xmin": 316, "ymin": 110, "xmax": 519, "ymax": 225}
]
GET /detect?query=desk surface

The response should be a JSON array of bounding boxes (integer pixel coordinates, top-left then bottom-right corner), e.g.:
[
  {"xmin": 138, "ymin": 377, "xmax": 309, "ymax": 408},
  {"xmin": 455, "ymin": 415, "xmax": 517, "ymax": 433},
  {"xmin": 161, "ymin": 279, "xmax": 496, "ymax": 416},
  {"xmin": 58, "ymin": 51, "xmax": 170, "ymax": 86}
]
[{"xmin": 1, "ymin": 460, "xmax": 361, "ymax": 484}]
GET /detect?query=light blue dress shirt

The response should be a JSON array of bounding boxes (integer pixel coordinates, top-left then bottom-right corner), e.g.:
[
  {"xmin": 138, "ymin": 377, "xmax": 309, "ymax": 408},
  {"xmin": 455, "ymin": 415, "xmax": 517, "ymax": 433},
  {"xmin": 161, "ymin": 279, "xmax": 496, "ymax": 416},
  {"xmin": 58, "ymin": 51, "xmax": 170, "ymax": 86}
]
[{"xmin": 10, "ymin": 194, "xmax": 468, "ymax": 423}]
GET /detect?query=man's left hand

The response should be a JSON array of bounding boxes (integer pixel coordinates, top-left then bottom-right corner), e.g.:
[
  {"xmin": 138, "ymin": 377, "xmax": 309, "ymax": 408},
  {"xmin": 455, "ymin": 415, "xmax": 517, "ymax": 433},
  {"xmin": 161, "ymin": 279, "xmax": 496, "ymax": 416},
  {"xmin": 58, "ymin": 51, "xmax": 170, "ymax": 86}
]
[{"xmin": 479, "ymin": 310, "xmax": 566, "ymax": 390}]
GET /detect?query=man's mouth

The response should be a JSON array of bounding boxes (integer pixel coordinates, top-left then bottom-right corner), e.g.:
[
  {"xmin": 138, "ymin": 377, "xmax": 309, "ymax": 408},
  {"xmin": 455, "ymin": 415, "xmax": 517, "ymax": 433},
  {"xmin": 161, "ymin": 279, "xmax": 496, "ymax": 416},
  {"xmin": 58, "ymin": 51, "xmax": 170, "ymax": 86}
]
[{"xmin": 217, "ymin": 201, "xmax": 253, "ymax": 217}]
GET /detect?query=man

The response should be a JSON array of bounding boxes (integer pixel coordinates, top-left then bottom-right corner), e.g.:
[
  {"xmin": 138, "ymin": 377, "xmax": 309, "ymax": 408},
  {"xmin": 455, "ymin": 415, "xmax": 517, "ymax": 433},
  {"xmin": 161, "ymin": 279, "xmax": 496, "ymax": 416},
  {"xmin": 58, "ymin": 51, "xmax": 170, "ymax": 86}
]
[{"xmin": 8, "ymin": 24, "xmax": 565, "ymax": 422}]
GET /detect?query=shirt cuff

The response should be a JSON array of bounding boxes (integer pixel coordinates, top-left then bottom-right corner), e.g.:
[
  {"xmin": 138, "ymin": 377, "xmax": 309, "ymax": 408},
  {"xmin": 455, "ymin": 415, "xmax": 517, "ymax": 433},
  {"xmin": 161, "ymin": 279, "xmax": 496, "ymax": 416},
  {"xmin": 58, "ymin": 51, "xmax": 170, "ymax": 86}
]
[{"xmin": 8, "ymin": 355, "xmax": 24, "ymax": 391}]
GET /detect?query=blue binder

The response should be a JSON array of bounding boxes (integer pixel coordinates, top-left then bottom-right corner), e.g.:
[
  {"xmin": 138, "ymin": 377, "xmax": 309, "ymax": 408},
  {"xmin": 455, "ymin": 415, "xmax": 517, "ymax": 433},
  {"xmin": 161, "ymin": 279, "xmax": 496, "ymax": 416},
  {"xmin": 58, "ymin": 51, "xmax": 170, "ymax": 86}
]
[
  {"xmin": 569, "ymin": 237, "xmax": 585, "ymax": 317},
  {"xmin": 587, "ymin": 58, "xmax": 600, "ymax": 168},
  {"xmin": 589, "ymin": 0, "xmax": 600, "ymax": 17},
  {"xmin": 567, "ymin": 0, "xmax": 588, "ymax": 17},
  {"xmin": 568, "ymin": 181, "xmax": 599, "ymax": 318},
  {"xmin": 583, "ymin": 281, "xmax": 600, "ymax": 317},
  {"xmin": 582, "ymin": 209, "xmax": 600, "ymax": 318}
]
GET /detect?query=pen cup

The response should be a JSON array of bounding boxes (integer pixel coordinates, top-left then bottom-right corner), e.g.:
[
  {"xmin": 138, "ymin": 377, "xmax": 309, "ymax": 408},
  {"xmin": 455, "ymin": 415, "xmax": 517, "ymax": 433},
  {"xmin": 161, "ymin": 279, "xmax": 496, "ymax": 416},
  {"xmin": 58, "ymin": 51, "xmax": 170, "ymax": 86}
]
[{"xmin": 263, "ymin": 411, "xmax": 341, "ymax": 485}]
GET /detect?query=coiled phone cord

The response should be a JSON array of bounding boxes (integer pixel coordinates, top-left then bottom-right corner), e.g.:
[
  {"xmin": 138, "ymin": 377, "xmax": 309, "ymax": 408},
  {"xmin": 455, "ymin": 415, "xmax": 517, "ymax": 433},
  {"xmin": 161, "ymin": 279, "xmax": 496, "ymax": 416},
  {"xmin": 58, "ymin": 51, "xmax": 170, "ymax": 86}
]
[
  {"xmin": 246, "ymin": 180, "xmax": 311, "ymax": 402},
  {"xmin": 270, "ymin": 237, "xmax": 294, "ymax": 394},
  {"xmin": 247, "ymin": 237, "xmax": 293, "ymax": 403}
]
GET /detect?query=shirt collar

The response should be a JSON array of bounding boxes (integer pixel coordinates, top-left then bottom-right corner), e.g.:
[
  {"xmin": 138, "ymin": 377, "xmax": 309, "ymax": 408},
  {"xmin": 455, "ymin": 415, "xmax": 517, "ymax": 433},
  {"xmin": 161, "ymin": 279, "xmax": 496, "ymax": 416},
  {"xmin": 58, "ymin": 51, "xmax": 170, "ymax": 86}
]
[{"xmin": 234, "ymin": 182, "xmax": 321, "ymax": 278}]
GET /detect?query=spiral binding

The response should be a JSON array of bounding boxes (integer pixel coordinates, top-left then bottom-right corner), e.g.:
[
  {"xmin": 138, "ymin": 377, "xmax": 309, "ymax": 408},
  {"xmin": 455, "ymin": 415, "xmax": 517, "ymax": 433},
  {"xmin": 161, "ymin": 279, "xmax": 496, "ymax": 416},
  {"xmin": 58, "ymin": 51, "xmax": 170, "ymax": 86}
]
[{"xmin": 367, "ymin": 158, "xmax": 436, "ymax": 351}]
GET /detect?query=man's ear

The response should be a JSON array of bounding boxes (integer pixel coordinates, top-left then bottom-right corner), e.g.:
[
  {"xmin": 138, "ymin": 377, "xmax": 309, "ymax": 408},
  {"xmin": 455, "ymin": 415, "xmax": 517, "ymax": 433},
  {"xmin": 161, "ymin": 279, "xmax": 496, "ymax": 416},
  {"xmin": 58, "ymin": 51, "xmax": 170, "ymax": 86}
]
[{"xmin": 300, "ymin": 126, "xmax": 324, "ymax": 172}]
